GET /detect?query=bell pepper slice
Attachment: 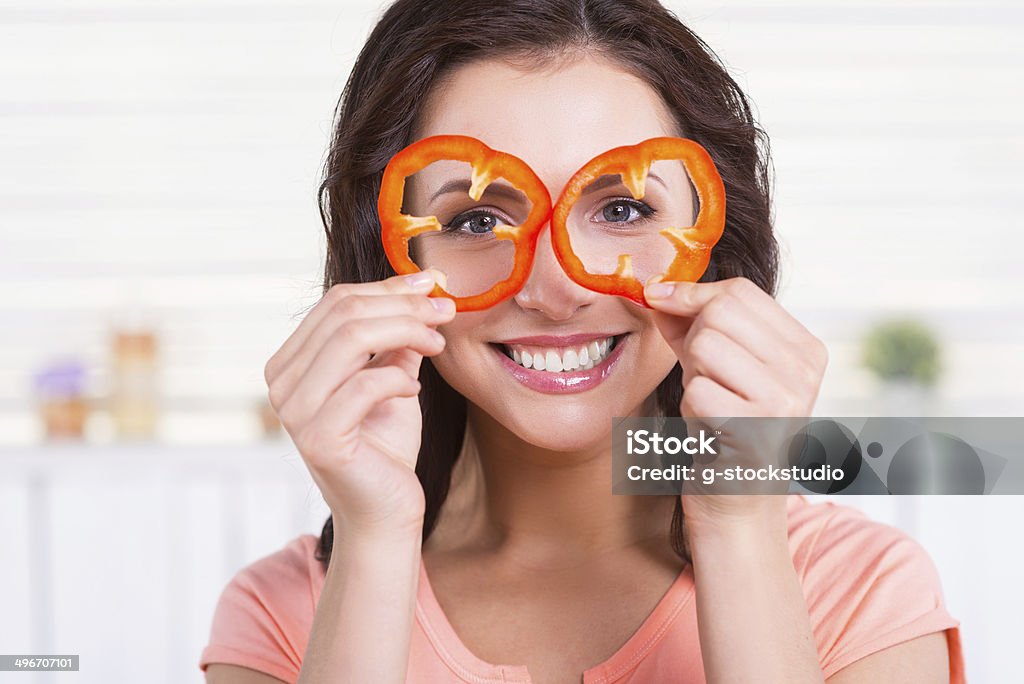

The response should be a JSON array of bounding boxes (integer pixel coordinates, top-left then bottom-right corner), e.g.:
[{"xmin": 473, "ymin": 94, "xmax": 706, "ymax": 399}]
[
  {"xmin": 550, "ymin": 137, "xmax": 726, "ymax": 306},
  {"xmin": 378, "ymin": 135, "xmax": 552, "ymax": 312}
]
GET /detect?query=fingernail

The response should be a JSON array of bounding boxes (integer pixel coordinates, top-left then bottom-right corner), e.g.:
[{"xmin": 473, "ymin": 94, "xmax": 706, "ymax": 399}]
[
  {"xmin": 404, "ymin": 271, "xmax": 435, "ymax": 289},
  {"xmin": 430, "ymin": 297, "xmax": 455, "ymax": 315},
  {"xmin": 645, "ymin": 282, "xmax": 675, "ymax": 299},
  {"xmin": 427, "ymin": 268, "xmax": 448, "ymax": 290}
]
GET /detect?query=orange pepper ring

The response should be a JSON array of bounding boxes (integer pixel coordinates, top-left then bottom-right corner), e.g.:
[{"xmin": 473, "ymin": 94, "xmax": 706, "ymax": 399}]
[
  {"xmin": 550, "ymin": 137, "xmax": 727, "ymax": 306},
  {"xmin": 377, "ymin": 135, "xmax": 552, "ymax": 312}
]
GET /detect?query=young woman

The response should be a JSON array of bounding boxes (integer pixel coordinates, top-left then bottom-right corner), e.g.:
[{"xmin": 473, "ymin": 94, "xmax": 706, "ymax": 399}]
[{"xmin": 200, "ymin": 1, "xmax": 963, "ymax": 682}]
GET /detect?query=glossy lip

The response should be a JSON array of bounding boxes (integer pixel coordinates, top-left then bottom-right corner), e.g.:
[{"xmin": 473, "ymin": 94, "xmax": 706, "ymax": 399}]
[{"xmin": 491, "ymin": 334, "xmax": 628, "ymax": 394}]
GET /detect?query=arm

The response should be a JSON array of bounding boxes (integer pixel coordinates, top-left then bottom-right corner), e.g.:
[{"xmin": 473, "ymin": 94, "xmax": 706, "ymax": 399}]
[
  {"xmin": 200, "ymin": 525, "xmax": 423, "ymax": 684},
  {"xmin": 688, "ymin": 510, "xmax": 825, "ymax": 683},
  {"xmin": 645, "ymin": 278, "xmax": 951, "ymax": 683},
  {"xmin": 295, "ymin": 526, "xmax": 422, "ymax": 683},
  {"xmin": 690, "ymin": 515, "xmax": 950, "ymax": 684},
  {"xmin": 256, "ymin": 272, "xmax": 449, "ymax": 683}
]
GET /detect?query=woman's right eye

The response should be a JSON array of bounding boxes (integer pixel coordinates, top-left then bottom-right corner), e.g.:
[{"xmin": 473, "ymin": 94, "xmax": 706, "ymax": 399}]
[{"xmin": 443, "ymin": 210, "xmax": 506, "ymax": 235}]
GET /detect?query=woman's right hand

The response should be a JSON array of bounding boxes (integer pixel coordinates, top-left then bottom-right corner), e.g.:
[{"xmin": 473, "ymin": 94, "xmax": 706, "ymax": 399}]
[{"xmin": 264, "ymin": 271, "xmax": 454, "ymax": 538}]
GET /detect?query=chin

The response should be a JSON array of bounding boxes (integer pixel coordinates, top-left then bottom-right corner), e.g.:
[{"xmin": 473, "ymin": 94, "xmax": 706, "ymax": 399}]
[
  {"xmin": 488, "ymin": 399, "xmax": 621, "ymax": 453},
  {"xmin": 461, "ymin": 377, "xmax": 664, "ymax": 454}
]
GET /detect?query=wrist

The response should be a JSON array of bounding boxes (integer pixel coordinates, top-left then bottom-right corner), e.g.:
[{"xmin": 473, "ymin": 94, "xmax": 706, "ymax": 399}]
[
  {"xmin": 330, "ymin": 512, "xmax": 425, "ymax": 554},
  {"xmin": 684, "ymin": 498, "xmax": 788, "ymax": 549}
]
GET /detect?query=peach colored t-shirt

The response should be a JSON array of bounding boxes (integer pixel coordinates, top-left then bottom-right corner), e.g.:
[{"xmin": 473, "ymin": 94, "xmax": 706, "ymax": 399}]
[{"xmin": 199, "ymin": 496, "xmax": 965, "ymax": 683}]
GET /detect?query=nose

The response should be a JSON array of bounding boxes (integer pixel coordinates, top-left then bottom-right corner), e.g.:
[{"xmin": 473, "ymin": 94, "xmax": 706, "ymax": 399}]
[{"xmin": 513, "ymin": 223, "xmax": 598, "ymax": 320}]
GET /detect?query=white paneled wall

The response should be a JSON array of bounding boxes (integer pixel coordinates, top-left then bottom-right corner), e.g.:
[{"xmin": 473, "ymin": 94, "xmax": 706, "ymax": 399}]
[
  {"xmin": 1, "ymin": 1, "xmax": 1022, "ymax": 683},
  {"xmin": 0, "ymin": 443, "xmax": 330, "ymax": 684}
]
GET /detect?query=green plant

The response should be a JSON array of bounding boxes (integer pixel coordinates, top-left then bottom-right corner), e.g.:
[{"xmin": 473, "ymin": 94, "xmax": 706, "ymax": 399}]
[{"xmin": 861, "ymin": 319, "xmax": 941, "ymax": 387}]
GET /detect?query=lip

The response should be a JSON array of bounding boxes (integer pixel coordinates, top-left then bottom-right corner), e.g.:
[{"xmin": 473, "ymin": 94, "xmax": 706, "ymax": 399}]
[
  {"xmin": 496, "ymin": 332, "xmax": 624, "ymax": 346},
  {"xmin": 491, "ymin": 334, "xmax": 628, "ymax": 394}
]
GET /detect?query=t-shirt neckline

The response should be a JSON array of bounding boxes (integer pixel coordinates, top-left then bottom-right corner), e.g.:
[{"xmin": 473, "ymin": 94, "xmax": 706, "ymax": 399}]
[{"xmin": 414, "ymin": 556, "xmax": 696, "ymax": 684}]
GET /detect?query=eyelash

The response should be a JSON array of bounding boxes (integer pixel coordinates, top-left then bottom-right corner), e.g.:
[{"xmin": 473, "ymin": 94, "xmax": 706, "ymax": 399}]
[
  {"xmin": 442, "ymin": 208, "xmax": 509, "ymax": 234},
  {"xmin": 598, "ymin": 197, "xmax": 657, "ymax": 222}
]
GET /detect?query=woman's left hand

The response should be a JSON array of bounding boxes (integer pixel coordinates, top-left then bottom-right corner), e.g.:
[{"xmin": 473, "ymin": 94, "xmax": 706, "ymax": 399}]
[{"xmin": 644, "ymin": 276, "xmax": 829, "ymax": 535}]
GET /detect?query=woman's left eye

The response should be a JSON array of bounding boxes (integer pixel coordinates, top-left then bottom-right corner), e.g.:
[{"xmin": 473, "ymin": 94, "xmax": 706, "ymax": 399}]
[
  {"xmin": 444, "ymin": 210, "xmax": 505, "ymax": 235},
  {"xmin": 599, "ymin": 199, "xmax": 655, "ymax": 223}
]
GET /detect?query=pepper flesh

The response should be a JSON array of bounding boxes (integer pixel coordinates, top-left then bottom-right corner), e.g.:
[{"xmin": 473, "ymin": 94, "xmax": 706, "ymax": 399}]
[
  {"xmin": 550, "ymin": 137, "xmax": 727, "ymax": 306},
  {"xmin": 378, "ymin": 135, "xmax": 552, "ymax": 312}
]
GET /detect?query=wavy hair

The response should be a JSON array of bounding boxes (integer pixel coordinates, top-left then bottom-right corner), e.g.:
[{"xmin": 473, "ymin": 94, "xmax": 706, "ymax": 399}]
[{"xmin": 314, "ymin": 0, "xmax": 778, "ymax": 568}]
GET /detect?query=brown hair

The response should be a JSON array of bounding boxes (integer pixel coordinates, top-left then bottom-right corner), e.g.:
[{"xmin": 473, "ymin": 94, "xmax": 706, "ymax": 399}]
[{"xmin": 315, "ymin": 0, "xmax": 778, "ymax": 568}]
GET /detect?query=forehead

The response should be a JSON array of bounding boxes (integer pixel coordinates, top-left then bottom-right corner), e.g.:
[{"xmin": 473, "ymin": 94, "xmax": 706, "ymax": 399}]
[{"xmin": 416, "ymin": 55, "xmax": 678, "ymax": 187}]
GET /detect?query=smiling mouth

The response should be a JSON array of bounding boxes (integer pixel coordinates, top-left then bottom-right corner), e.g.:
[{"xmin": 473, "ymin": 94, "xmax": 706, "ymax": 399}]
[{"xmin": 492, "ymin": 334, "xmax": 626, "ymax": 373}]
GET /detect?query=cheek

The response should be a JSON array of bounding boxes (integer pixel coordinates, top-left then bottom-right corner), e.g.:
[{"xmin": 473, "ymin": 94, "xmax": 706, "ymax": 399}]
[
  {"xmin": 635, "ymin": 314, "xmax": 678, "ymax": 370},
  {"xmin": 429, "ymin": 314, "xmax": 486, "ymax": 387},
  {"xmin": 650, "ymin": 334, "xmax": 678, "ymax": 368},
  {"xmin": 639, "ymin": 330, "xmax": 679, "ymax": 386}
]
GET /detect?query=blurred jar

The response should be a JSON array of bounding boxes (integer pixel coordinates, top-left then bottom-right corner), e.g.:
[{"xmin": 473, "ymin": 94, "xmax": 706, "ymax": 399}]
[
  {"xmin": 257, "ymin": 397, "xmax": 283, "ymax": 439},
  {"xmin": 110, "ymin": 329, "xmax": 159, "ymax": 440},
  {"xmin": 34, "ymin": 360, "xmax": 90, "ymax": 440}
]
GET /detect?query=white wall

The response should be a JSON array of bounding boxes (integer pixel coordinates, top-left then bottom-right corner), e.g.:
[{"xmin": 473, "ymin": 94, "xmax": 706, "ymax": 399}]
[{"xmin": 1, "ymin": 1, "xmax": 1022, "ymax": 682}]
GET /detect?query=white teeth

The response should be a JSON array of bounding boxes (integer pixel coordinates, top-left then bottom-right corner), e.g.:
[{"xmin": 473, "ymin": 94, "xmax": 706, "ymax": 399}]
[
  {"xmin": 545, "ymin": 351, "xmax": 562, "ymax": 372},
  {"xmin": 504, "ymin": 336, "xmax": 618, "ymax": 373}
]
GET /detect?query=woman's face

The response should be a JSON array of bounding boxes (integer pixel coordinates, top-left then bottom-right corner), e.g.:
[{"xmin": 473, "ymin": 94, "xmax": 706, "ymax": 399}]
[{"xmin": 409, "ymin": 54, "xmax": 686, "ymax": 452}]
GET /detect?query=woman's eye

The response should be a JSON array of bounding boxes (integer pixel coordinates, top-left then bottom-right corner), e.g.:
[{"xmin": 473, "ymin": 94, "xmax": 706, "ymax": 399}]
[
  {"xmin": 599, "ymin": 199, "xmax": 654, "ymax": 224},
  {"xmin": 445, "ymin": 210, "xmax": 504, "ymax": 235}
]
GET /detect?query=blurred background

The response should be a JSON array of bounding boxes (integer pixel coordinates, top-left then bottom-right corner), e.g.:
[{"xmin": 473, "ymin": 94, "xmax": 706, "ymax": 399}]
[{"xmin": 1, "ymin": 0, "xmax": 1021, "ymax": 681}]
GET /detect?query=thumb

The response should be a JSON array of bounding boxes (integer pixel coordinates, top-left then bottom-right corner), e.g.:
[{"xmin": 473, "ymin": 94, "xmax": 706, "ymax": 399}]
[{"xmin": 644, "ymin": 279, "xmax": 725, "ymax": 316}]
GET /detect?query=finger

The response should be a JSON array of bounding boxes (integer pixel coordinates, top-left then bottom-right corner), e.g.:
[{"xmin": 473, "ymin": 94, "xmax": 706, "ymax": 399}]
[
  {"xmin": 742, "ymin": 287, "xmax": 819, "ymax": 349},
  {"xmin": 644, "ymin": 278, "xmax": 743, "ymax": 317},
  {"xmin": 680, "ymin": 373, "xmax": 750, "ymax": 419},
  {"xmin": 276, "ymin": 316, "xmax": 444, "ymax": 428},
  {"xmin": 645, "ymin": 280, "xmax": 743, "ymax": 355},
  {"xmin": 296, "ymin": 366, "xmax": 421, "ymax": 462},
  {"xmin": 681, "ymin": 328, "xmax": 777, "ymax": 403},
  {"xmin": 271, "ymin": 291, "xmax": 454, "ymax": 402},
  {"xmin": 649, "ymin": 277, "xmax": 813, "ymax": 352},
  {"xmin": 677, "ymin": 285, "xmax": 826, "ymax": 387},
  {"xmin": 678, "ymin": 293, "xmax": 789, "ymax": 367},
  {"xmin": 647, "ymin": 277, "xmax": 817, "ymax": 374},
  {"xmin": 265, "ymin": 270, "xmax": 445, "ymax": 383},
  {"xmin": 368, "ymin": 346, "xmax": 427, "ymax": 380}
]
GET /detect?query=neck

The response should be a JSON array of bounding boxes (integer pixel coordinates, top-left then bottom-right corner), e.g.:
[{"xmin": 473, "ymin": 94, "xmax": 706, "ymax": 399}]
[{"xmin": 433, "ymin": 398, "xmax": 675, "ymax": 567}]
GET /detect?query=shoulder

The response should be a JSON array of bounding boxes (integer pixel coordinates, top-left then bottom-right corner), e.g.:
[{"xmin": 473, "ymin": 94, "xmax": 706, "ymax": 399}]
[
  {"xmin": 199, "ymin": 535, "xmax": 326, "ymax": 682},
  {"xmin": 784, "ymin": 495, "xmax": 941, "ymax": 590},
  {"xmin": 228, "ymin": 534, "xmax": 325, "ymax": 600},
  {"xmin": 783, "ymin": 496, "xmax": 962, "ymax": 679}
]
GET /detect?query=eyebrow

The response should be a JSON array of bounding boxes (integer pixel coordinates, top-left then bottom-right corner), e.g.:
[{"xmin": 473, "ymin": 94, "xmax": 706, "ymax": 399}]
[
  {"xmin": 428, "ymin": 179, "xmax": 528, "ymax": 204},
  {"xmin": 580, "ymin": 171, "xmax": 669, "ymax": 196},
  {"xmin": 426, "ymin": 170, "xmax": 671, "ymax": 204}
]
